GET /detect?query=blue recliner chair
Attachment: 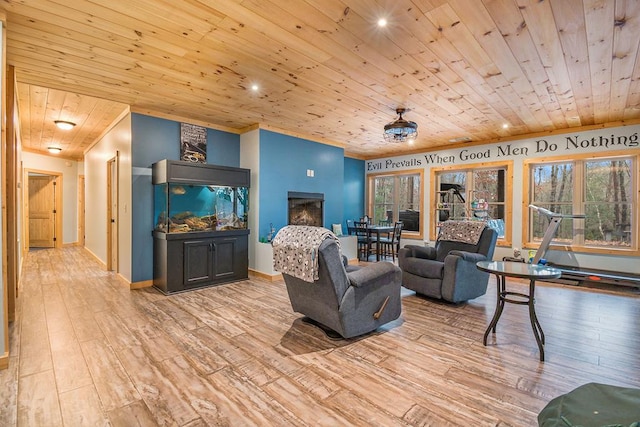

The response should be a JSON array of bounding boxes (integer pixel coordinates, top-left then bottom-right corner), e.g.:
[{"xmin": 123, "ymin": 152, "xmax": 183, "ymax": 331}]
[
  {"xmin": 274, "ymin": 225, "xmax": 402, "ymax": 339},
  {"xmin": 398, "ymin": 221, "xmax": 498, "ymax": 303}
]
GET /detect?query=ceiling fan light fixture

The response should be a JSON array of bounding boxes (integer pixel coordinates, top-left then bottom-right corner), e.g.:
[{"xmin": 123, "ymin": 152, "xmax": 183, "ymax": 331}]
[
  {"xmin": 384, "ymin": 108, "xmax": 418, "ymax": 143},
  {"xmin": 54, "ymin": 120, "xmax": 76, "ymax": 130},
  {"xmin": 48, "ymin": 146, "xmax": 62, "ymax": 154}
]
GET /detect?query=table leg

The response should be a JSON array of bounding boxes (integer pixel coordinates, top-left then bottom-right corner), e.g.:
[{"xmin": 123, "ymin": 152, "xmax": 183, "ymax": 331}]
[
  {"xmin": 483, "ymin": 273, "xmax": 506, "ymax": 345},
  {"xmin": 528, "ymin": 279, "xmax": 545, "ymax": 361}
]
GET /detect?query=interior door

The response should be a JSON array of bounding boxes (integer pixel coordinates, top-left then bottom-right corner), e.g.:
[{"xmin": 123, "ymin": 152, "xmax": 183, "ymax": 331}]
[{"xmin": 28, "ymin": 175, "xmax": 56, "ymax": 248}]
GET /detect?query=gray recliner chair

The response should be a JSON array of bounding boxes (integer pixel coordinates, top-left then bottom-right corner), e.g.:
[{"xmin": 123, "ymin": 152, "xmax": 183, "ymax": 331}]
[
  {"xmin": 398, "ymin": 222, "xmax": 498, "ymax": 303},
  {"xmin": 281, "ymin": 238, "xmax": 402, "ymax": 339}
]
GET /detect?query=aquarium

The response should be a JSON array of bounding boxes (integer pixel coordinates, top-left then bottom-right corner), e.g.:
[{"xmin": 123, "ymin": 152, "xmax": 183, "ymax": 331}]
[{"xmin": 154, "ymin": 183, "xmax": 249, "ymax": 233}]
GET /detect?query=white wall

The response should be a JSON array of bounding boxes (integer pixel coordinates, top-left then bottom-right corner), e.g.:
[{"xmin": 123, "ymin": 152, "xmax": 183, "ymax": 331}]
[
  {"xmin": 84, "ymin": 114, "xmax": 133, "ymax": 281},
  {"xmin": 22, "ymin": 152, "xmax": 79, "ymax": 245},
  {"xmin": 240, "ymin": 129, "xmax": 260, "ymax": 271},
  {"xmin": 367, "ymin": 125, "xmax": 640, "ymax": 275}
]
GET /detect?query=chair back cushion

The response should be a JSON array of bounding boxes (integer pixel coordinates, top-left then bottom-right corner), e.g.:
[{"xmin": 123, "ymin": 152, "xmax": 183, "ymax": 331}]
[{"xmin": 435, "ymin": 225, "xmax": 497, "ymax": 262}]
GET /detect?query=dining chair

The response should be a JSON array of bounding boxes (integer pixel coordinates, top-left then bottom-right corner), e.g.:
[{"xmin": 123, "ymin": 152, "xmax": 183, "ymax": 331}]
[
  {"xmin": 375, "ymin": 219, "xmax": 392, "ymax": 241},
  {"xmin": 354, "ymin": 221, "xmax": 373, "ymax": 261},
  {"xmin": 378, "ymin": 221, "xmax": 403, "ymax": 262},
  {"xmin": 346, "ymin": 219, "xmax": 356, "ymax": 235}
]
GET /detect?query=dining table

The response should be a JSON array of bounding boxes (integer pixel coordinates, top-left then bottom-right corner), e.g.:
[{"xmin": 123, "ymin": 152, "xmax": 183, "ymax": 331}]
[{"xmin": 366, "ymin": 224, "xmax": 394, "ymax": 261}]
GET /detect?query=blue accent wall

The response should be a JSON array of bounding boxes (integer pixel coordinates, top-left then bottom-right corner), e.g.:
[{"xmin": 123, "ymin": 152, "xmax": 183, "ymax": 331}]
[
  {"xmin": 258, "ymin": 129, "xmax": 345, "ymax": 240},
  {"xmin": 130, "ymin": 113, "xmax": 240, "ymax": 282},
  {"xmin": 343, "ymin": 157, "xmax": 365, "ymax": 228}
]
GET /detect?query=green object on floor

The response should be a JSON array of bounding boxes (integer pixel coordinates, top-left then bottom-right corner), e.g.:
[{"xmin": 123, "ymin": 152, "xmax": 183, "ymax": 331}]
[{"xmin": 538, "ymin": 383, "xmax": 640, "ymax": 427}]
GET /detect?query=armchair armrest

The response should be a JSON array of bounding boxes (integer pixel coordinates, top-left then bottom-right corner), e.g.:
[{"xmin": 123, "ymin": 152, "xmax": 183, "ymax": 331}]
[
  {"xmin": 399, "ymin": 245, "xmax": 436, "ymax": 260},
  {"xmin": 447, "ymin": 250, "xmax": 488, "ymax": 263},
  {"xmin": 441, "ymin": 250, "xmax": 493, "ymax": 302},
  {"xmin": 348, "ymin": 261, "xmax": 401, "ymax": 288}
]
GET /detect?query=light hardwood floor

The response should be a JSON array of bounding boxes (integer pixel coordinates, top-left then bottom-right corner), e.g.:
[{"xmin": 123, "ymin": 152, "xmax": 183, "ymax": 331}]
[{"xmin": 1, "ymin": 246, "xmax": 639, "ymax": 426}]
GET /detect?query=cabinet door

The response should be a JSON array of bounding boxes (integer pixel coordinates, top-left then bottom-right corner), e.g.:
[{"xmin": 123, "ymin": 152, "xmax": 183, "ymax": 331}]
[
  {"xmin": 211, "ymin": 238, "xmax": 238, "ymax": 280},
  {"xmin": 183, "ymin": 240, "xmax": 214, "ymax": 286}
]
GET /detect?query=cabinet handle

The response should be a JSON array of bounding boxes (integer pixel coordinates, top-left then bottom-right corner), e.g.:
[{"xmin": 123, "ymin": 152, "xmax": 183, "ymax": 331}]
[{"xmin": 210, "ymin": 243, "xmax": 216, "ymax": 251}]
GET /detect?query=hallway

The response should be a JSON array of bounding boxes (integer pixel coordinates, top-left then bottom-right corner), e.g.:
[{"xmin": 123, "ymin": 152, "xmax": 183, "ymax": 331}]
[{"xmin": 1, "ymin": 246, "xmax": 639, "ymax": 426}]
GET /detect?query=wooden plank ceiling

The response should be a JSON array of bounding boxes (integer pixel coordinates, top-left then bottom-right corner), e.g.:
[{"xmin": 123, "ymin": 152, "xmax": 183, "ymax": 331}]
[{"xmin": 3, "ymin": 0, "xmax": 640, "ymax": 160}]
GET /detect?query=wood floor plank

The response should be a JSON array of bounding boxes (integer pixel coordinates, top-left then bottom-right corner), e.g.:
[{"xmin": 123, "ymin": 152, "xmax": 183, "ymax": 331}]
[
  {"xmin": 191, "ymin": 326, "xmax": 253, "ymax": 367},
  {"xmin": 80, "ymin": 338, "xmax": 141, "ymax": 412},
  {"xmin": 207, "ymin": 367, "xmax": 302, "ymax": 426},
  {"xmin": 325, "ymin": 389, "xmax": 413, "ymax": 426},
  {"xmin": 93, "ymin": 310, "xmax": 142, "ymax": 351},
  {"xmin": 67, "ymin": 304, "xmax": 106, "ymax": 343},
  {"xmin": 262, "ymin": 376, "xmax": 352, "ymax": 426},
  {"xmin": 18, "ymin": 282, "xmax": 53, "ymax": 377},
  {"xmin": 17, "ymin": 370, "xmax": 63, "ymax": 426},
  {"xmin": 170, "ymin": 294, "xmax": 245, "ymax": 338},
  {"xmin": 0, "ymin": 356, "xmax": 19, "ymax": 426},
  {"xmin": 107, "ymin": 400, "xmax": 158, "ymax": 427},
  {"xmin": 117, "ymin": 344, "xmax": 200, "ymax": 426},
  {"xmin": 162, "ymin": 354, "xmax": 259, "ymax": 426},
  {"xmin": 4, "ymin": 246, "xmax": 640, "ymax": 426},
  {"xmin": 59, "ymin": 385, "xmax": 110, "ymax": 426},
  {"xmin": 49, "ymin": 329, "xmax": 94, "ymax": 394},
  {"xmin": 232, "ymin": 332, "xmax": 306, "ymax": 377},
  {"xmin": 153, "ymin": 298, "xmax": 206, "ymax": 331},
  {"xmin": 162, "ymin": 324, "xmax": 229, "ymax": 375}
]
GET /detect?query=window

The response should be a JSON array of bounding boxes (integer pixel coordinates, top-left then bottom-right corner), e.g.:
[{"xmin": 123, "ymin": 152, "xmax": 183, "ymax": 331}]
[
  {"xmin": 528, "ymin": 156, "xmax": 635, "ymax": 249},
  {"xmin": 368, "ymin": 170, "xmax": 423, "ymax": 237},
  {"xmin": 431, "ymin": 161, "xmax": 512, "ymax": 243}
]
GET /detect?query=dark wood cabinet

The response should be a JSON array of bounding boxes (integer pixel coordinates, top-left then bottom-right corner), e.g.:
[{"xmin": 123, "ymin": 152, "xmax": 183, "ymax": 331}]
[{"xmin": 153, "ymin": 230, "xmax": 249, "ymax": 294}]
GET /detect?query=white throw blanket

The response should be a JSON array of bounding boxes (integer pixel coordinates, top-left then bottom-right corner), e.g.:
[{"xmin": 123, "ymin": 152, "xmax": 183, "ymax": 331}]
[
  {"xmin": 272, "ymin": 225, "xmax": 339, "ymax": 283},
  {"xmin": 438, "ymin": 220, "xmax": 486, "ymax": 245}
]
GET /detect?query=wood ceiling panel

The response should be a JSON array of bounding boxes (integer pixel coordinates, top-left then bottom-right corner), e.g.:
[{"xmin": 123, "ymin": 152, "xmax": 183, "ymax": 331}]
[
  {"xmin": 515, "ymin": 0, "xmax": 582, "ymax": 127},
  {"xmin": 17, "ymin": 83, "xmax": 128, "ymax": 159},
  {"xmin": 551, "ymin": 0, "xmax": 595, "ymax": 126},
  {"xmin": 584, "ymin": 0, "xmax": 615, "ymax": 124},
  {"xmin": 3, "ymin": 0, "xmax": 640, "ymax": 160},
  {"xmin": 476, "ymin": 0, "xmax": 564, "ymax": 128},
  {"xmin": 609, "ymin": 0, "xmax": 640, "ymax": 121}
]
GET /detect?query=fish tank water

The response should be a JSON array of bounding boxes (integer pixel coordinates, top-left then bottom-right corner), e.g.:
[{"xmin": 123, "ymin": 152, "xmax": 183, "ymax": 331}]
[{"xmin": 154, "ymin": 183, "xmax": 249, "ymax": 233}]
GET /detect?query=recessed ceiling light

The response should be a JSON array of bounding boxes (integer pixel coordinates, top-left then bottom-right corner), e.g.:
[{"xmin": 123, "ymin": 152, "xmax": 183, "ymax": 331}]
[
  {"xmin": 54, "ymin": 120, "xmax": 76, "ymax": 130},
  {"xmin": 251, "ymin": 84, "xmax": 259, "ymax": 91},
  {"xmin": 449, "ymin": 136, "xmax": 472, "ymax": 143},
  {"xmin": 48, "ymin": 147, "xmax": 62, "ymax": 154},
  {"xmin": 378, "ymin": 18, "xmax": 388, "ymax": 27},
  {"xmin": 502, "ymin": 123, "xmax": 509, "ymax": 129}
]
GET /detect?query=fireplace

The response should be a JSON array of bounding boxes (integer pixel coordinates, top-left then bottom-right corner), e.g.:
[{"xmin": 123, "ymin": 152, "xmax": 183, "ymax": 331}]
[{"xmin": 288, "ymin": 192, "xmax": 324, "ymax": 227}]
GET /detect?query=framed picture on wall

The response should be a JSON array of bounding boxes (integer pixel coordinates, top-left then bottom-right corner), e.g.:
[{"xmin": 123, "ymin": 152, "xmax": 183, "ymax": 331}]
[{"xmin": 180, "ymin": 122, "xmax": 207, "ymax": 163}]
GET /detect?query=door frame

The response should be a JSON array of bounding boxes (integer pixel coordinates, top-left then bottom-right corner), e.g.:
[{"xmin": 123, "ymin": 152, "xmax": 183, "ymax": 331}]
[
  {"xmin": 106, "ymin": 154, "xmax": 119, "ymax": 272},
  {"xmin": 24, "ymin": 169, "xmax": 63, "ymax": 251},
  {"xmin": 78, "ymin": 174, "xmax": 85, "ymax": 247}
]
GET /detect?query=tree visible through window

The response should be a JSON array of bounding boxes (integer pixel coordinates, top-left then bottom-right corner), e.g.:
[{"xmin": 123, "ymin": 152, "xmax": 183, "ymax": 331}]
[
  {"xmin": 369, "ymin": 171, "xmax": 422, "ymax": 235},
  {"xmin": 529, "ymin": 157, "xmax": 633, "ymax": 247},
  {"xmin": 434, "ymin": 166, "xmax": 509, "ymax": 240}
]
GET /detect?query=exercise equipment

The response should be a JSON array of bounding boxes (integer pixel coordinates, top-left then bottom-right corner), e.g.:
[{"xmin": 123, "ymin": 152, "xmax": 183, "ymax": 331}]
[{"xmin": 529, "ymin": 204, "xmax": 640, "ymax": 287}]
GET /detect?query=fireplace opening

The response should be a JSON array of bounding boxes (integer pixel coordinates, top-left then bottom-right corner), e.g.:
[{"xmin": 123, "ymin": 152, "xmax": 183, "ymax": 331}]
[{"xmin": 288, "ymin": 192, "xmax": 324, "ymax": 227}]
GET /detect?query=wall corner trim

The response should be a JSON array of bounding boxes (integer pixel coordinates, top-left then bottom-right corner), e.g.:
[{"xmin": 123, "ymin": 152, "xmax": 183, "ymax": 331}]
[
  {"xmin": 0, "ymin": 351, "xmax": 9, "ymax": 370},
  {"xmin": 130, "ymin": 280, "xmax": 153, "ymax": 290}
]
